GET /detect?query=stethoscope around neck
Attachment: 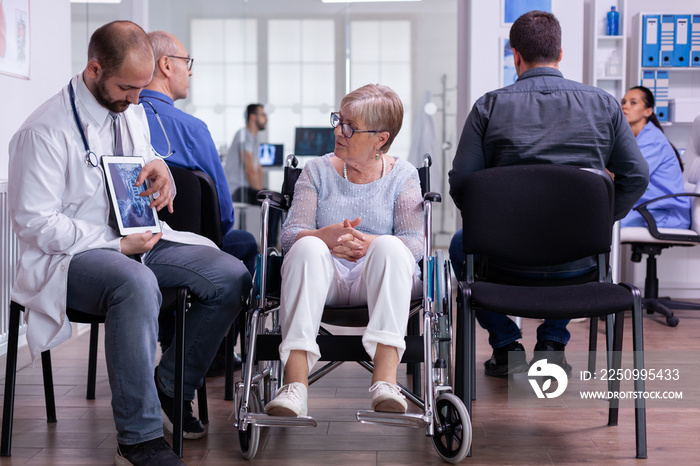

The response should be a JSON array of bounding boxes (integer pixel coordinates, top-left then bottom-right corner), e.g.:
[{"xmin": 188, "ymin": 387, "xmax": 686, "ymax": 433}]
[
  {"xmin": 68, "ymin": 81, "xmax": 99, "ymax": 167},
  {"xmin": 68, "ymin": 80, "xmax": 175, "ymax": 168}
]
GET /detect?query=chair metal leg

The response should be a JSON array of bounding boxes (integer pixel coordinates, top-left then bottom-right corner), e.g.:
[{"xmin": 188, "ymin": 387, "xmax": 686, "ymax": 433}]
[
  {"xmin": 87, "ymin": 323, "xmax": 99, "ymax": 400},
  {"xmin": 197, "ymin": 379, "xmax": 209, "ymax": 425},
  {"xmin": 40, "ymin": 351, "xmax": 57, "ymax": 423},
  {"xmin": 470, "ymin": 304, "xmax": 476, "ymax": 402},
  {"xmin": 607, "ymin": 312, "xmax": 624, "ymax": 427},
  {"xmin": 630, "ymin": 288, "xmax": 647, "ymax": 459},
  {"xmin": 605, "ymin": 314, "xmax": 614, "ymax": 379},
  {"xmin": 587, "ymin": 317, "xmax": 598, "ymax": 373},
  {"xmin": 172, "ymin": 287, "xmax": 188, "ymax": 458},
  {"xmin": 224, "ymin": 320, "xmax": 236, "ymax": 401},
  {"xmin": 1, "ymin": 302, "xmax": 22, "ymax": 456},
  {"xmin": 455, "ymin": 283, "xmax": 466, "ymax": 402}
]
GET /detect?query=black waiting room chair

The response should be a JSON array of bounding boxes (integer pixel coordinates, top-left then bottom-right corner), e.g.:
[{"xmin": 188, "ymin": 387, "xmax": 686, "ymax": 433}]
[{"xmin": 454, "ymin": 165, "xmax": 647, "ymax": 459}]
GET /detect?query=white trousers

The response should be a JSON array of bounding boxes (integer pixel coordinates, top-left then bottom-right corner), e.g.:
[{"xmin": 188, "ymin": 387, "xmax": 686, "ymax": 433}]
[{"xmin": 278, "ymin": 235, "xmax": 421, "ymax": 372}]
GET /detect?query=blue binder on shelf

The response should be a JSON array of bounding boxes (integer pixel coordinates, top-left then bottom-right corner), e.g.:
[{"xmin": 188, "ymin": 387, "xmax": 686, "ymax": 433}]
[
  {"xmin": 655, "ymin": 70, "xmax": 669, "ymax": 122},
  {"xmin": 642, "ymin": 15, "xmax": 661, "ymax": 67},
  {"xmin": 660, "ymin": 15, "xmax": 675, "ymax": 66},
  {"xmin": 641, "ymin": 70, "xmax": 656, "ymax": 92},
  {"xmin": 692, "ymin": 15, "xmax": 700, "ymax": 67},
  {"xmin": 673, "ymin": 15, "xmax": 691, "ymax": 66}
]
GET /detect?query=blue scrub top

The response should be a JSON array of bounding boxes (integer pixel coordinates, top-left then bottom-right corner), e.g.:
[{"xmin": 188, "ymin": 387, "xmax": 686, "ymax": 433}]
[{"xmin": 621, "ymin": 121, "xmax": 691, "ymax": 229}]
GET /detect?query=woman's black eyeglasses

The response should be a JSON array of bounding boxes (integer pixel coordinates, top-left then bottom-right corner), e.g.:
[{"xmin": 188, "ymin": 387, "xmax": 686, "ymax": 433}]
[{"xmin": 330, "ymin": 112, "xmax": 382, "ymax": 139}]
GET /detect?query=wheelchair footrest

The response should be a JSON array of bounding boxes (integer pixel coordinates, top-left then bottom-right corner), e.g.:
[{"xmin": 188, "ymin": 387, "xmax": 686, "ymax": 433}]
[
  {"xmin": 356, "ymin": 410, "xmax": 428, "ymax": 428},
  {"xmin": 246, "ymin": 412, "xmax": 317, "ymax": 428},
  {"xmin": 255, "ymin": 335, "xmax": 424, "ymax": 363}
]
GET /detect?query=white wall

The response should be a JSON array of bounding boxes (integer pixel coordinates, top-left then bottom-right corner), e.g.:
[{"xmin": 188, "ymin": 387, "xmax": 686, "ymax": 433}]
[{"xmin": 0, "ymin": 0, "xmax": 71, "ymax": 181}]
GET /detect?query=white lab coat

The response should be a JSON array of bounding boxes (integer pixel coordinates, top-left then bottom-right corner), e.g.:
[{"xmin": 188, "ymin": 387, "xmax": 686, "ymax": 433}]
[{"xmin": 8, "ymin": 74, "xmax": 216, "ymax": 360}]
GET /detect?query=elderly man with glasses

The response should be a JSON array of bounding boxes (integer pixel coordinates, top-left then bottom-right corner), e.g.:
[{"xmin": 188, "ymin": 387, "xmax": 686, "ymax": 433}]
[{"xmin": 139, "ymin": 30, "xmax": 258, "ymax": 438}]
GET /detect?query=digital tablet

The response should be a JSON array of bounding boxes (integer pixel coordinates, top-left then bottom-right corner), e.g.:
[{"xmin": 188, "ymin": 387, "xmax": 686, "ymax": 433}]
[{"xmin": 101, "ymin": 156, "xmax": 161, "ymax": 236}]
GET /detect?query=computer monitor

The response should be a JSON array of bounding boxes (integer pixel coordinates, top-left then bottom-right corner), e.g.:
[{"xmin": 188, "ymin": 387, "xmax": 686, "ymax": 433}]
[
  {"xmin": 258, "ymin": 143, "xmax": 284, "ymax": 167},
  {"xmin": 294, "ymin": 127, "xmax": 335, "ymax": 156}
]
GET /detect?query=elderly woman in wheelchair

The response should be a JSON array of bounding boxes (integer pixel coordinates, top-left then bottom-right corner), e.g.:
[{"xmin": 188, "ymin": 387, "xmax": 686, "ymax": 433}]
[{"xmin": 264, "ymin": 84, "xmax": 423, "ymax": 417}]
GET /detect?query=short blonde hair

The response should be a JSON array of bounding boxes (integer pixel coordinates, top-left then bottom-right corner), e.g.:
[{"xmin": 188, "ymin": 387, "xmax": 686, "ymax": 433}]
[{"xmin": 340, "ymin": 84, "xmax": 403, "ymax": 153}]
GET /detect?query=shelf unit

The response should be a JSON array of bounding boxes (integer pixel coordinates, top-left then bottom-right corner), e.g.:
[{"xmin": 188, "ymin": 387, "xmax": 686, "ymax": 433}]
[
  {"xmin": 630, "ymin": 12, "xmax": 700, "ymax": 126},
  {"xmin": 588, "ymin": 0, "xmax": 627, "ymax": 101}
]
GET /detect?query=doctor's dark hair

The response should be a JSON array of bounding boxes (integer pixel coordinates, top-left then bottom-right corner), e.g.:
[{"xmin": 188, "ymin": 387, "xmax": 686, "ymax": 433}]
[
  {"xmin": 630, "ymin": 85, "xmax": 683, "ymax": 170},
  {"xmin": 88, "ymin": 21, "xmax": 153, "ymax": 78},
  {"xmin": 509, "ymin": 10, "xmax": 561, "ymax": 65}
]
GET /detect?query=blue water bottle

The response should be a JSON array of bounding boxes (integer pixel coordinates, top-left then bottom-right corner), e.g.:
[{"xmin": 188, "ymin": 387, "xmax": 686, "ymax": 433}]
[{"xmin": 607, "ymin": 6, "xmax": 619, "ymax": 36}]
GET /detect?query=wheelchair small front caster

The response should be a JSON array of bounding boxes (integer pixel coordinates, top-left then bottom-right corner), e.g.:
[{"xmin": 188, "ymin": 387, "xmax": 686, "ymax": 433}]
[
  {"xmin": 432, "ymin": 393, "xmax": 471, "ymax": 463},
  {"xmin": 237, "ymin": 394, "xmax": 261, "ymax": 459}
]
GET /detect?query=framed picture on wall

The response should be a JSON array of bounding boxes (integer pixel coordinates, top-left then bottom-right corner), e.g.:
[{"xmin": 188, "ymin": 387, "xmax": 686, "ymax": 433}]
[
  {"xmin": 500, "ymin": 37, "xmax": 518, "ymax": 88},
  {"xmin": 501, "ymin": 0, "xmax": 551, "ymax": 26},
  {"xmin": 0, "ymin": 0, "xmax": 30, "ymax": 79}
]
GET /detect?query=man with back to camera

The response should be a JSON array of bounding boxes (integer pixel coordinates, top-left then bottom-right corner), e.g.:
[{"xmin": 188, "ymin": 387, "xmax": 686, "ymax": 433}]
[
  {"xmin": 448, "ymin": 10, "xmax": 648, "ymax": 377},
  {"xmin": 8, "ymin": 21, "xmax": 251, "ymax": 466},
  {"xmin": 223, "ymin": 103, "xmax": 282, "ymax": 246}
]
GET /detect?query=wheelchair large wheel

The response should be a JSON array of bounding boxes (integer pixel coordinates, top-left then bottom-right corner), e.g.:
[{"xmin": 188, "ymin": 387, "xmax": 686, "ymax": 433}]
[
  {"xmin": 238, "ymin": 389, "xmax": 262, "ymax": 460},
  {"xmin": 432, "ymin": 393, "xmax": 471, "ymax": 464}
]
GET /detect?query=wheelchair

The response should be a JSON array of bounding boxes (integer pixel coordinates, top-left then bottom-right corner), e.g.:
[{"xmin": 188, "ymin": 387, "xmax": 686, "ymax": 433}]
[{"xmin": 234, "ymin": 154, "xmax": 471, "ymax": 463}]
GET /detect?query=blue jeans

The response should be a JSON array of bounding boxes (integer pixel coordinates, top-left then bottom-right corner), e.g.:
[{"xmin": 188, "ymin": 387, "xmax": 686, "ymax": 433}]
[
  {"xmin": 449, "ymin": 229, "xmax": 594, "ymax": 349},
  {"xmin": 67, "ymin": 240, "xmax": 251, "ymax": 445},
  {"xmin": 159, "ymin": 228, "xmax": 256, "ymax": 350},
  {"xmin": 222, "ymin": 228, "xmax": 258, "ymax": 276}
]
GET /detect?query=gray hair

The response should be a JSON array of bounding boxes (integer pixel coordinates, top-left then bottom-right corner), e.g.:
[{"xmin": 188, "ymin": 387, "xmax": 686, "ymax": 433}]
[{"xmin": 147, "ymin": 31, "xmax": 178, "ymax": 64}]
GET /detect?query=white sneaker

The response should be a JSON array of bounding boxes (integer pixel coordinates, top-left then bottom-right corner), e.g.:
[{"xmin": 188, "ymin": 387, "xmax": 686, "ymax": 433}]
[
  {"xmin": 264, "ymin": 382, "xmax": 308, "ymax": 416},
  {"xmin": 369, "ymin": 381, "xmax": 407, "ymax": 413}
]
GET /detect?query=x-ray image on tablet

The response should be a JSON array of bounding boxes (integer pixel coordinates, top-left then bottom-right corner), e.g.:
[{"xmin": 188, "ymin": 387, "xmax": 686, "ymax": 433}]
[{"xmin": 102, "ymin": 156, "xmax": 161, "ymax": 236}]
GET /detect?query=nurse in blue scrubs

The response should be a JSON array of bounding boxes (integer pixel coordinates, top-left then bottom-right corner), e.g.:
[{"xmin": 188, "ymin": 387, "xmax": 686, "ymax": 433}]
[{"xmin": 620, "ymin": 86, "xmax": 691, "ymax": 229}]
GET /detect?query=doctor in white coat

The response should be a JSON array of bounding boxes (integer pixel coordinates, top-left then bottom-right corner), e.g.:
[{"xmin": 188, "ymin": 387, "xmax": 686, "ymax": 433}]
[{"xmin": 8, "ymin": 21, "xmax": 250, "ymax": 466}]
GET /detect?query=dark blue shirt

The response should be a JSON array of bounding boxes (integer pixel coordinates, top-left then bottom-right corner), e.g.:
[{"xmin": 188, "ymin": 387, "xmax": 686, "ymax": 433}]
[
  {"xmin": 139, "ymin": 89, "xmax": 235, "ymax": 235},
  {"xmin": 449, "ymin": 67, "xmax": 649, "ymax": 220}
]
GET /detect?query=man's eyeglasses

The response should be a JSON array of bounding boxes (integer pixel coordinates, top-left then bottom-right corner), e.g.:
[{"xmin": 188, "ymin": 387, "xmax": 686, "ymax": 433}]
[
  {"xmin": 330, "ymin": 112, "xmax": 381, "ymax": 139},
  {"xmin": 167, "ymin": 55, "xmax": 194, "ymax": 71}
]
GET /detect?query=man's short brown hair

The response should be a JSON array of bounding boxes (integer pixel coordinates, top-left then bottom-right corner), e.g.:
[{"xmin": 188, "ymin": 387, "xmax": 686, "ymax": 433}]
[{"xmin": 509, "ymin": 11, "xmax": 561, "ymax": 65}]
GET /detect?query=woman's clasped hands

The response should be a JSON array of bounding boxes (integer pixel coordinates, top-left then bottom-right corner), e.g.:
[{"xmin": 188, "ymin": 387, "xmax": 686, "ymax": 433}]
[{"xmin": 324, "ymin": 217, "xmax": 375, "ymax": 262}]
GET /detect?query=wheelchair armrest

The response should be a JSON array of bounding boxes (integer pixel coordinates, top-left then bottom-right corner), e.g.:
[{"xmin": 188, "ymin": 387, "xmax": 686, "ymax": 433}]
[
  {"xmin": 256, "ymin": 190, "xmax": 287, "ymax": 210},
  {"xmin": 424, "ymin": 192, "xmax": 442, "ymax": 203},
  {"xmin": 634, "ymin": 193, "xmax": 700, "ymax": 242}
]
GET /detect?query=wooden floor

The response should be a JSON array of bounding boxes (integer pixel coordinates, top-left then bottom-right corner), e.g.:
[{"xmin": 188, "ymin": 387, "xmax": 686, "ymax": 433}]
[{"xmin": 1, "ymin": 305, "xmax": 699, "ymax": 465}]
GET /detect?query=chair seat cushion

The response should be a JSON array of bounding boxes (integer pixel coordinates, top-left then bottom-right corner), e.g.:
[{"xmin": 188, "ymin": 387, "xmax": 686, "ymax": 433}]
[
  {"xmin": 620, "ymin": 226, "xmax": 698, "ymax": 245},
  {"xmin": 468, "ymin": 281, "xmax": 634, "ymax": 319}
]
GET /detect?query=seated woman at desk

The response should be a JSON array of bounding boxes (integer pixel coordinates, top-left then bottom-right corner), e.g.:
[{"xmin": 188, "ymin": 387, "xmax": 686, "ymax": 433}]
[
  {"xmin": 264, "ymin": 84, "xmax": 423, "ymax": 417},
  {"xmin": 620, "ymin": 86, "xmax": 691, "ymax": 229}
]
